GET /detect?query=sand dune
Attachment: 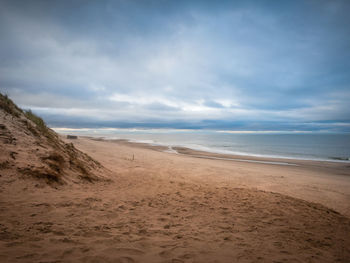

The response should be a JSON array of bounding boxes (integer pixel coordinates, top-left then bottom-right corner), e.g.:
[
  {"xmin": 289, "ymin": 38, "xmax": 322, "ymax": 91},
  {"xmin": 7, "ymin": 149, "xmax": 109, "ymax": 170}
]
[{"xmin": 0, "ymin": 94, "xmax": 108, "ymax": 187}]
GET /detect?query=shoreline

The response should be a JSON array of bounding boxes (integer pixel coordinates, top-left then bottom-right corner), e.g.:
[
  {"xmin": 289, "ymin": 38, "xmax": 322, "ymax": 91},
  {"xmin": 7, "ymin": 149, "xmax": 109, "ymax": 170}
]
[
  {"xmin": 79, "ymin": 135, "xmax": 350, "ymax": 164},
  {"xmin": 85, "ymin": 136, "xmax": 350, "ymax": 173}
]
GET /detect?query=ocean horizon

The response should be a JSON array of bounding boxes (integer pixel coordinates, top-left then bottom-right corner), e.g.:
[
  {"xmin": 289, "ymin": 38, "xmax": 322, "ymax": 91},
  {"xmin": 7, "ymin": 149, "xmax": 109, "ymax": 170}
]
[{"xmin": 53, "ymin": 128, "xmax": 350, "ymax": 163}]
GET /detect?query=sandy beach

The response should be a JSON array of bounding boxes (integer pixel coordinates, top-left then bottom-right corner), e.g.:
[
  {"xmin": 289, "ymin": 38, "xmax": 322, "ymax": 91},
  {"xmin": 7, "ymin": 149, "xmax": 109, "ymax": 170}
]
[
  {"xmin": 2, "ymin": 0, "xmax": 350, "ymax": 261},
  {"xmin": 1, "ymin": 136, "xmax": 350, "ymax": 262}
]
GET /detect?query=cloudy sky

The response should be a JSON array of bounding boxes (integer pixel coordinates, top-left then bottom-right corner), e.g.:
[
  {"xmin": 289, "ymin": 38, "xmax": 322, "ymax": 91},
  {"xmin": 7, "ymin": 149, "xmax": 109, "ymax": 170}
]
[{"xmin": 1, "ymin": 0, "xmax": 350, "ymax": 132}]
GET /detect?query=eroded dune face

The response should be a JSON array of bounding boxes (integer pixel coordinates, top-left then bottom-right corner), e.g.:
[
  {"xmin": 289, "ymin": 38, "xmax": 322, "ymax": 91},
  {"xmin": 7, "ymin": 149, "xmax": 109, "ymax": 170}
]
[{"xmin": 0, "ymin": 93, "xmax": 108, "ymax": 186}]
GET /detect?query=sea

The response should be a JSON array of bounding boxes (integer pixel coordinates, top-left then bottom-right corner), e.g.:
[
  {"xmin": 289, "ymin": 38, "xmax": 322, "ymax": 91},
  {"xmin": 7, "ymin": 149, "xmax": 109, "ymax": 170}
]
[{"xmin": 53, "ymin": 128, "xmax": 350, "ymax": 163}]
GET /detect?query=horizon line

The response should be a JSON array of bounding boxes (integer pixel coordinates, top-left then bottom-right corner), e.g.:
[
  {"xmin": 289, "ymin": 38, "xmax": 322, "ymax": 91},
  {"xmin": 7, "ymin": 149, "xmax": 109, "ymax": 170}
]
[{"xmin": 52, "ymin": 127, "xmax": 350, "ymax": 134}]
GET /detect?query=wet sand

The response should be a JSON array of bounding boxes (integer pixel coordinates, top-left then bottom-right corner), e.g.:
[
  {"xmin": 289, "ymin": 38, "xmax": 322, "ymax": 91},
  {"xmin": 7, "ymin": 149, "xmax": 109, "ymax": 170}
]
[{"xmin": 1, "ymin": 136, "xmax": 350, "ymax": 262}]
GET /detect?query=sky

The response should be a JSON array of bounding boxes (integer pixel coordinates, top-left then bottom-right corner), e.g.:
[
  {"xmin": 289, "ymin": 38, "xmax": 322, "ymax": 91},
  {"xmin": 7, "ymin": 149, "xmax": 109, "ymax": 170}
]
[{"xmin": 1, "ymin": 0, "xmax": 350, "ymax": 132}]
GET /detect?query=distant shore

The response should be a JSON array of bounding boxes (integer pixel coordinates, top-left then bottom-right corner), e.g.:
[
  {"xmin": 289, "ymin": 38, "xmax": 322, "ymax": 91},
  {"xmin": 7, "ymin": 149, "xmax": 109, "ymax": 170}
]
[
  {"xmin": 86, "ymin": 136, "xmax": 350, "ymax": 176},
  {"xmin": 54, "ymin": 129, "xmax": 350, "ymax": 164}
]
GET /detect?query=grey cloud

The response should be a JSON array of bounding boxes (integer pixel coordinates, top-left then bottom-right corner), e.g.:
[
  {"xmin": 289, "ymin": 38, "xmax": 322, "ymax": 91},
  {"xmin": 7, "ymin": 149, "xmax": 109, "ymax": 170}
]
[
  {"xmin": 0, "ymin": 0, "xmax": 349, "ymax": 131},
  {"xmin": 145, "ymin": 102, "xmax": 180, "ymax": 112},
  {"xmin": 203, "ymin": 100, "xmax": 226, "ymax": 109}
]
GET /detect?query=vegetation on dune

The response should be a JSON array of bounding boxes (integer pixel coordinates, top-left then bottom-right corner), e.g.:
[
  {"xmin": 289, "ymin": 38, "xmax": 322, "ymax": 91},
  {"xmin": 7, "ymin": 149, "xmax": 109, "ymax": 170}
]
[
  {"xmin": 24, "ymin": 109, "xmax": 46, "ymax": 130},
  {"xmin": 24, "ymin": 109, "xmax": 56, "ymax": 141},
  {"xmin": 0, "ymin": 93, "xmax": 22, "ymax": 117},
  {"xmin": 0, "ymin": 92, "xmax": 56, "ymax": 142}
]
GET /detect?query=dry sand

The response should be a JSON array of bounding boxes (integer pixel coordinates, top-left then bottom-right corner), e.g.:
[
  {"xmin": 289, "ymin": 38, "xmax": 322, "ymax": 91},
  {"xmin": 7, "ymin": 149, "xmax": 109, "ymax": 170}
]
[{"xmin": 1, "ymin": 136, "xmax": 350, "ymax": 262}]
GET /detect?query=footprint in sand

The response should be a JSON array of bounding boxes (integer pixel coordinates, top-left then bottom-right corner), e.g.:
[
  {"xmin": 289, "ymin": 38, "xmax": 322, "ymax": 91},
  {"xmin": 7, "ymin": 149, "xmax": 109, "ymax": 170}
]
[
  {"xmin": 115, "ymin": 256, "xmax": 135, "ymax": 263},
  {"xmin": 159, "ymin": 249, "xmax": 173, "ymax": 258},
  {"xmin": 103, "ymin": 247, "xmax": 145, "ymax": 255},
  {"xmin": 82, "ymin": 254, "xmax": 137, "ymax": 263}
]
